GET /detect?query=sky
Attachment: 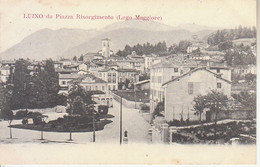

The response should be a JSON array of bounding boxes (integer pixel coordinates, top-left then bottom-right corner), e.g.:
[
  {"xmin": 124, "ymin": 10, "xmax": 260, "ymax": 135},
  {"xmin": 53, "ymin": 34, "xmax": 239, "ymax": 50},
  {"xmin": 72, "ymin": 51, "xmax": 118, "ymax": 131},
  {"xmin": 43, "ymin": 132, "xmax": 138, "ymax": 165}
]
[{"xmin": 0, "ymin": 0, "xmax": 257, "ymax": 53}]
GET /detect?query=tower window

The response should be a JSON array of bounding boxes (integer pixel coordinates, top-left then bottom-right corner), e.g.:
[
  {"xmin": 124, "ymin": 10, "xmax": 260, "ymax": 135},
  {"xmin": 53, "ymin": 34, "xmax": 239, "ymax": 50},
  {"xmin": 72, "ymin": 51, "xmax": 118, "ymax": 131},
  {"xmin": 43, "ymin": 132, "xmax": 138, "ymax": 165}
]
[{"xmin": 217, "ymin": 82, "xmax": 222, "ymax": 88}]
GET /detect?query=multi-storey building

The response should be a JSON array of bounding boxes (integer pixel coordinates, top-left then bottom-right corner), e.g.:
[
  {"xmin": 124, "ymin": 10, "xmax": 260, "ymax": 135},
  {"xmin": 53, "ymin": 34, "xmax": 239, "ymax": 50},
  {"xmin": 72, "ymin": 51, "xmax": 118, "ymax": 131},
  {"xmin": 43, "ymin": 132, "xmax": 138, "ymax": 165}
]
[
  {"xmin": 58, "ymin": 73, "xmax": 80, "ymax": 94},
  {"xmin": 117, "ymin": 68, "xmax": 139, "ymax": 83},
  {"xmin": 96, "ymin": 67, "xmax": 118, "ymax": 92},
  {"xmin": 162, "ymin": 67, "xmax": 231, "ymax": 122},
  {"xmin": 233, "ymin": 65, "xmax": 256, "ymax": 76},
  {"xmin": 0, "ymin": 66, "xmax": 11, "ymax": 83},
  {"xmin": 149, "ymin": 57, "xmax": 231, "ymax": 113}
]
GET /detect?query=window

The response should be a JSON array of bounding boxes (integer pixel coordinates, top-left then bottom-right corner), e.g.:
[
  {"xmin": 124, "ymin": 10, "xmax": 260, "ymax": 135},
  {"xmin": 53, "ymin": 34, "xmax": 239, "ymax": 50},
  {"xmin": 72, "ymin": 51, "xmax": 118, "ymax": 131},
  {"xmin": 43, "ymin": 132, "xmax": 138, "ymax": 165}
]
[
  {"xmin": 113, "ymin": 73, "xmax": 116, "ymax": 77},
  {"xmin": 102, "ymin": 86, "xmax": 105, "ymax": 90},
  {"xmin": 174, "ymin": 68, "xmax": 178, "ymax": 72},
  {"xmin": 113, "ymin": 85, "xmax": 116, "ymax": 90},
  {"xmin": 62, "ymin": 81, "xmax": 66, "ymax": 85},
  {"xmin": 108, "ymin": 73, "xmax": 111, "ymax": 77},
  {"xmin": 217, "ymin": 82, "xmax": 222, "ymax": 88},
  {"xmin": 95, "ymin": 86, "xmax": 98, "ymax": 90},
  {"xmin": 217, "ymin": 69, "xmax": 220, "ymax": 73},
  {"xmin": 108, "ymin": 85, "xmax": 111, "ymax": 90},
  {"xmin": 188, "ymin": 82, "xmax": 193, "ymax": 94}
]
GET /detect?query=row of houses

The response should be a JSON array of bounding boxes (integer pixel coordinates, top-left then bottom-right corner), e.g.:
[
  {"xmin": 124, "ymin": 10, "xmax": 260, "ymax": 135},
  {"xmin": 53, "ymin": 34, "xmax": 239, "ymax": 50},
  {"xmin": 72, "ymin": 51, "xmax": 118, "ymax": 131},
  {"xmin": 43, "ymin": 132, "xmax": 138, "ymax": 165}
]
[{"xmin": 148, "ymin": 54, "xmax": 255, "ymax": 123}]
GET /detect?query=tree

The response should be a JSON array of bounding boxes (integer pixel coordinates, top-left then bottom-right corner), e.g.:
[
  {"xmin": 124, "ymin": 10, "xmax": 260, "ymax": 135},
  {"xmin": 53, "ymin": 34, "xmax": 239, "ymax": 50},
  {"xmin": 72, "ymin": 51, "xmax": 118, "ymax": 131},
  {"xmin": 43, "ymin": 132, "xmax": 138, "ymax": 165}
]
[
  {"xmin": 232, "ymin": 91, "xmax": 256, "ymax": 112},
  {"xmin": 192, "ymin": 94, "xmax": 207, "ymax": 123},
  {"xmin": 73, "ymin": 56, "xmax": 77, "ymax": 61},
  {"xmin": 178, "ymin": 40, "xmax": 192, "ymax": 53},
  {"xmin": 153, "ymin": 100, "xmax": 164, "ymax": 118},
  {"xmin": 67, "ymin": 83, "xmax": 92, "ymax": 115},
  {"xmin": 9, "ymin": 59, "xmax": 30, "ymax": 109},
  {"xmin": 218, "ymin": 41, "xmax": 233, "ymax": 51},
  {"xmin": 0, "ymin": 83, "xmax": 14, "ymax": 139},
  {"xmin": 71, "ymin": 96, "xmax": 86, "ymax": 115},
  {"xmin": 168, "ymin": 44, "xmax": 178, "ymax": 54},
  {"xmin": 78, "ymin": 55, "xmax": 84, "ymax": 61},
  {"xmin": 28, "ymin": 64, "xmax": 48, "ymax": 108},
  {"xmin": 244, "ymin": 73, "xmax": 256, "ymax": 84},
  {"xmin": 204, "ymin": 90, "xmax": 229, "ymax": 143},
  {"xmin": 43, "ymin": 59, "xmax": 60, "ymax": 107}
]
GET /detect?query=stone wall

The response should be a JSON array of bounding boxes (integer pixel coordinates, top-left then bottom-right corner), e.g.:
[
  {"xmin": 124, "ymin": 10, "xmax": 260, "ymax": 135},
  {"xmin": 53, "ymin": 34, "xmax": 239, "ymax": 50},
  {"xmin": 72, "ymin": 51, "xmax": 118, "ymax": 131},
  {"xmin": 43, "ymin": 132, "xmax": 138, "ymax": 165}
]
[{"xmin": 112, "ymin": 92, "xmax": 149, "ymax": 109}]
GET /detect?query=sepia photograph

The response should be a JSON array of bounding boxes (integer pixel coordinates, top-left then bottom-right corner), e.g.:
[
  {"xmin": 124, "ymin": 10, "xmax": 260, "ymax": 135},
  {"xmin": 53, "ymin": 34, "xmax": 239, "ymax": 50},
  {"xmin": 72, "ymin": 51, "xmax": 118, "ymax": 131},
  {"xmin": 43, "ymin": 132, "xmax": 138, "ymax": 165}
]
[{"xmin": 0, "ymin": 0, "xmax": 257, "ymax": 165}]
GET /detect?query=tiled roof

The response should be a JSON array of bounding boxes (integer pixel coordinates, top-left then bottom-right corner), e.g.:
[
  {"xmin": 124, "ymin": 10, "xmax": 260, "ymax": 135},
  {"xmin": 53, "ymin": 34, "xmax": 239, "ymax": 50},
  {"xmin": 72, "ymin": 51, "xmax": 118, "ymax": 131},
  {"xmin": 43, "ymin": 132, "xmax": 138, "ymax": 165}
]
[
  {"xmin": 162, "ymin": 67, "xmax": 232, "ymax": 86},
  {"xmin": 69, "ymin": 74, "xmax": 107, "ymax": 84},
  {"xmin": 117, "ymin": 68, "xmax": 139, "ymax": 72},
  {"xmin": 59, "ymin": 73, "xmax": 80, "ymax": 79}
]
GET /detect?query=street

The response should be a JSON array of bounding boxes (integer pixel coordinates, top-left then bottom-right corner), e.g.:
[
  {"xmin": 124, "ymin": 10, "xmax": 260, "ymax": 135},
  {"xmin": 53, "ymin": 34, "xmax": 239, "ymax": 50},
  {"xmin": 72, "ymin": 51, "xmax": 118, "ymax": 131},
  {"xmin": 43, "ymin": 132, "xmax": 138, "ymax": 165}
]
[{"xmin": 0, "ymin": 99, "xmax": 151, "ymax": 144}]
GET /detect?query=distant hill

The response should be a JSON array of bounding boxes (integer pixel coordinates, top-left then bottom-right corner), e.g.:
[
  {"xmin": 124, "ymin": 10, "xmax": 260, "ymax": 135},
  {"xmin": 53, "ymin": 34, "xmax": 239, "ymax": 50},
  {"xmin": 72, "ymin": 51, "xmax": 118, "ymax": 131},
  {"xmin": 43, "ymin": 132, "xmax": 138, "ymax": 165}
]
[
  {"xmin": 0, "ymin": 21, "xmax": 219, "ymax": 60},
  {"xmin": 0, "ymin": 28, "xmax": 100, "ymax": 60},
  {"xmin": 174, "ymin": 23, "xmax": 220, "ymax": 32},
  {"xmin": 61, "ymin": 28, "xmax": 213, "ymax": 58},
  {"xmin": 103, "ymin": 20, "xmax": 174, "ymax": 32}
]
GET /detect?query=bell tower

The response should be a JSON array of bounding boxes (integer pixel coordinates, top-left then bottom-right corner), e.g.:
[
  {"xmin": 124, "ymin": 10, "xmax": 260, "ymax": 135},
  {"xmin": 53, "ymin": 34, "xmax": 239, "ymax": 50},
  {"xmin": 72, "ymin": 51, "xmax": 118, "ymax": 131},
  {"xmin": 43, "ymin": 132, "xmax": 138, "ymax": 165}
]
[{"xmin": 102, "ymin": 38, "xmax": 110, "ymax": 58}]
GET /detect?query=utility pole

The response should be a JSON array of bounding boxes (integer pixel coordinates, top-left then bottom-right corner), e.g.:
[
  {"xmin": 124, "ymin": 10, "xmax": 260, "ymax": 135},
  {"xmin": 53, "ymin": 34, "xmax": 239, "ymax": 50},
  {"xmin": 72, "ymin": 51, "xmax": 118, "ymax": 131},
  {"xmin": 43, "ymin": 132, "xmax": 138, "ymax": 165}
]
[{"xmin": 120, "ymin": 96, "xmax": 122, "ymax": 145}]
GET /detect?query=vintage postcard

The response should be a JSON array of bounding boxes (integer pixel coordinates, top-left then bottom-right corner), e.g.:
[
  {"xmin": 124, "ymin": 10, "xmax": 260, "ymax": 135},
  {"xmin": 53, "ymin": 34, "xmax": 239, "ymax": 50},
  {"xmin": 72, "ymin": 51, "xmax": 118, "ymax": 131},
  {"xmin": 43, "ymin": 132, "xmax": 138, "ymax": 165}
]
[{"xmin": 0, "ymin": 0, "xmax": 257, "ymax": 165}]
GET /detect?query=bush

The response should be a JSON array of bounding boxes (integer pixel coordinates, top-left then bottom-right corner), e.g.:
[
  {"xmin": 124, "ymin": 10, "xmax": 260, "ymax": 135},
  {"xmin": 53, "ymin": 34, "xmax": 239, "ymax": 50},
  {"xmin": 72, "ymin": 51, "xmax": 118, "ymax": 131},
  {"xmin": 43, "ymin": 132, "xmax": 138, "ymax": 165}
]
[
  {"xmin": 98, "ymin": 105, "xmax": 109, "ymax": 115},
  {"xmin": 27, "ymin": 111, "xmax": 42, "ymax": 118},
  {"xmin": 56, "ymin": 94, "xmax": 68, "ymax": 106},
  {"xmin": 22, "ymin": 118, "xmax": 28, "ymax": 125},
  {"xmin": 141, "ymin": 104, "xmax": 150, "ymax": 111},
  {"xmin": 15, "ymin": 110, "xmax": 28, "ymax": 119}
]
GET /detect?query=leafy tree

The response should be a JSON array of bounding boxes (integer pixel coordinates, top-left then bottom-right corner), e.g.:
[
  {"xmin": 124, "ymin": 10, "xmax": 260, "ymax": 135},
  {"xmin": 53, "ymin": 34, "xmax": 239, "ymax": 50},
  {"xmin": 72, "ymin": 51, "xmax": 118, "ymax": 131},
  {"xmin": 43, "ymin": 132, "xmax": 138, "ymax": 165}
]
[
  {"xmin": 244, "ymin": 73, "xmax": 256, "ymax": 84},
  {"xmin": 232, "ymin": 91, "xmax": 256, "ymax": 112},
  {"xmin": 117, "ymin": 41, "xmax": 169, "ymax": 56},
  {"xmin": 153, "ymin": 101, "xmax": 164, "ymax": 118},
  {"xmin": 178, "ymin": 40, "xmax": 192, "ymax": 53},
  {"xmin": 204, "ymin": 90, "xmax": 229, "ymax": 143},
  {"xmin": 204, "ymin": 90, "xmax": 229, "ymax": 123},
  {"xmin": 9, "ymin": 59, "xmax": 30, "ymax": 109},
  {"xmin": 168, "ymin": 43, "xmax": 178, "ymax": 54},
  {"xmin": 78, "ymin": 54, "xmax": 84, "ymax": 61},
  {"xmin": 139, "ymin": 73, "xmax": 150, "ymax": 81},
  {"xmin": 67, "ymin": 83, "xmax": 93, "ymax": 115},
  {"xmin": 28, "ymin": 64, "xmax": 48, "ymax": 108},
  {"xmin": 73, "ymin": 56, "xmax": 77, "ymax": 61},
  {"xmin": 0, "ymin": 83, "xmax": 14, "ymax": 138},
  {"xmin": 192, "ymin": 90, "xmax": 229, "ymax": 142},
  {"xmin": 207, "ymin": 26, "xmax": 257, "ymax": 46},
  {"xmin": 218, "ymin": 41, "xmax": 233, "ymax": 51},
  {"xmin": 71, "ymin": 96, "xmax": 86, "ymax": 115},
  {"xmin": 192, "ymin": 94, "xmax": 207, "ymax": 123},
  {"xmin": 43, "ymin": 59, "xmax": 60, "ymax": 107}
]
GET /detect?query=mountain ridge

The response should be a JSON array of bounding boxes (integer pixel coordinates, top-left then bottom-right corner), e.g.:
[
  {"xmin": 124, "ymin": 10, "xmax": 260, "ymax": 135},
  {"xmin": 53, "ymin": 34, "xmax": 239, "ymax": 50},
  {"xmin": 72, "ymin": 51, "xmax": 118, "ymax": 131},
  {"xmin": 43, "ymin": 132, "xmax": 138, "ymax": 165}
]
[{"xmin": 0, "ymin": 21, "xmax": 219, "ymax": 60}]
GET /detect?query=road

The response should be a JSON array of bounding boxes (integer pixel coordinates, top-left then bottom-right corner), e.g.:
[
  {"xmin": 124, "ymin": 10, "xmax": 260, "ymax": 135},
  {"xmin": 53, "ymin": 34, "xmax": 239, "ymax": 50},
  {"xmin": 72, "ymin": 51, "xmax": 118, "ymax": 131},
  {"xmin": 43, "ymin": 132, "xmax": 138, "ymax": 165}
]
[{"xmin": 0, "ymin": 99, "xmax": 151, "ymax": 144}]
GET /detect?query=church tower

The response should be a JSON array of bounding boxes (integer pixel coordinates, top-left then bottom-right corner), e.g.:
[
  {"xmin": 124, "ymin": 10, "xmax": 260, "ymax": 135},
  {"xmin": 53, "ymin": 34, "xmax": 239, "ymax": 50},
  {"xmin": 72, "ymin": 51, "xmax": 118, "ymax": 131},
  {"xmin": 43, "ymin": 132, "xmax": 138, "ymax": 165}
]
[{"xmin": 101, "ymin": 38, "xmax": 110, "ymax": 58}]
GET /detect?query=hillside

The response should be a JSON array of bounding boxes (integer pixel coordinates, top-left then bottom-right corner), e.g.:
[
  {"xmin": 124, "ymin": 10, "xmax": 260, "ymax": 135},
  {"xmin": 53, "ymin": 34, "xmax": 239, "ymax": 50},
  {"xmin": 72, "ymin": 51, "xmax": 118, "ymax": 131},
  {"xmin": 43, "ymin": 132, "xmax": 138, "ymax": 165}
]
[
  {"xmin": 0, "ymin": 21, "xmax": 218, "ymax": 60},
  {"xmin": 0, "ymin": 28, "xmax": 100, "ymax": 60},
  {"xmin": 232, "ymin": 38, "xmax": 256, "ymax": 46}
]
